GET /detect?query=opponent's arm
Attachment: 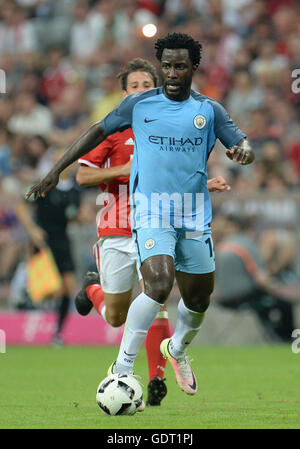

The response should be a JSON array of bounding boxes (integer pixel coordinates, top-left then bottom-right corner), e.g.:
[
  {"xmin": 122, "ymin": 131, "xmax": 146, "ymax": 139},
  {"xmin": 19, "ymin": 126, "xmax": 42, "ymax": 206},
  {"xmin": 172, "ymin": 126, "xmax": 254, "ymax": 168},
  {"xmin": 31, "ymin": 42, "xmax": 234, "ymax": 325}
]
[
  {"xmin": 76, "ymin": 159, "xmax": 132, "ymax": 187},
  {"xmin": 225, "ymin": 138, "xmax": 255, "ymax": 165},
  {"xmin": 25, "ymin": 122, "xmax": 108, "ymax": 200},
  {"xmin": 207, "ymin": 176, "xmax": 231, "ymax": 192}
]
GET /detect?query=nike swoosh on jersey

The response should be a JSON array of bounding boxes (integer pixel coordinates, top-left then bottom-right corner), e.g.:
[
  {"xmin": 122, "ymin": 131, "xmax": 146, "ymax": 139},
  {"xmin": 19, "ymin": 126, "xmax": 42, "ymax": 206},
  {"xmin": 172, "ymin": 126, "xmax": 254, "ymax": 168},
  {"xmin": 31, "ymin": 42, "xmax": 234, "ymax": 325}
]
[{"xmin": 144, "ymin": 118, "xmax": 158, "ymax": 123}]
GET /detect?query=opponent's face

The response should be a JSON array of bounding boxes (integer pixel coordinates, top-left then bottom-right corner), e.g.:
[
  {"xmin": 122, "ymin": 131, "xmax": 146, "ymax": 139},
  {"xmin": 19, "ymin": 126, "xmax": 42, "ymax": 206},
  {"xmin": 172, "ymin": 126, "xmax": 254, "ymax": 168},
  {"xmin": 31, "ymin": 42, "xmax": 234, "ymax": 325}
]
[
  {"xmin": 123, "ymin": 71, "xmax": 155, "ymax": 97},
  {"xmin": 161, "ymin": 48, "xmax": 197, "ymax": 101}
]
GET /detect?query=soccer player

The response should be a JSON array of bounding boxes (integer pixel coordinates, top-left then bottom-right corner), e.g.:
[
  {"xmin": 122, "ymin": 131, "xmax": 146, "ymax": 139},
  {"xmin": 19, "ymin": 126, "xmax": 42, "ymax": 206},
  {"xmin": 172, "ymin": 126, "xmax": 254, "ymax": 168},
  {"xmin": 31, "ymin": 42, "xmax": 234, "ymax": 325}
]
[
  {"xmin": 26, "ymin": 32, "xmax": 254, "ymax": 397},
  {"xmin": 74, "ymin": 58, "xmax": 231, "ymax": 406},
  {"xmin": 75, "ymin": 58, "xmax": 170, "ymax": 406}
]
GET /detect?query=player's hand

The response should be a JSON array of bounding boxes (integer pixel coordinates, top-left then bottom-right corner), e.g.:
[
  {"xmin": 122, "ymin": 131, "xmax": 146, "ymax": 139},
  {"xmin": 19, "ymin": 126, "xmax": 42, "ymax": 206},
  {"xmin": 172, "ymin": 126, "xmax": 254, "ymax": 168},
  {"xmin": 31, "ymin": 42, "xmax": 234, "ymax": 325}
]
[
  {"xmin": 226, "ymin": 139, "xmax": 255, "ymax": 165},
  {"xmin": 120, "ymin": 159, "xmax": 133, "ymax": 177},
  {"xmin": 207, "ymin": 176, "xmax": 231, "ymax": 192},
  {"xmin": 25, "ymin": 171, "xmax": 59, "ymax": 201}
]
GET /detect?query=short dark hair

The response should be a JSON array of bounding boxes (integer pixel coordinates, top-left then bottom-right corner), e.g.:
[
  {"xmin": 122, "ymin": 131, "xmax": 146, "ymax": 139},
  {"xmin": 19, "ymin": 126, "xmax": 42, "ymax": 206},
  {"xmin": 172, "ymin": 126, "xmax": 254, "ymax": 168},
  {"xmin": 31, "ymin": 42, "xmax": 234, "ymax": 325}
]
[
  {"xmin": 117, "ymin": 58, "xmax": 159, "ymax": 91},
  {"xmin": 155, "ymin": 32, "xmax": 202, "ymax": 66}
]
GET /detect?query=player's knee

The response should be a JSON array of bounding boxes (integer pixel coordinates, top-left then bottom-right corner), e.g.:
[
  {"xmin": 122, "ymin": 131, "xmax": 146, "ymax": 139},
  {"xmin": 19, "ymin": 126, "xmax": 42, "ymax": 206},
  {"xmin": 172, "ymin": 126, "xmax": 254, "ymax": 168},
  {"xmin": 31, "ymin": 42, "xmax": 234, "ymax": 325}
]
[
  {"xmin": 144, "ymin": 277, "xmax": 173, "ymax": 303},
  {"xmin": 198, "ymin": 295, "xmax": 211, "ymax": 313},
  {"xmin": 106, "ymin": 310, "xmax": 126, "ymax": 327},
  {"xmin": 186, "ymin": 294, "xmax": 211, "ymax": 314}
]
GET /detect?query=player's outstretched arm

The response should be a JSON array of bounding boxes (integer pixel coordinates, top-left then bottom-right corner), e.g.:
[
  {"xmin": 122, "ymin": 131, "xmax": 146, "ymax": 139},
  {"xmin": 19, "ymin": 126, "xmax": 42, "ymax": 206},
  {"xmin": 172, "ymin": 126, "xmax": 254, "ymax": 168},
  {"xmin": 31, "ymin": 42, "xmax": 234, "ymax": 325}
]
[
  {"xmin": 225, "ymin": 138, "xmax": 255, "ymax": 165},
  {"xmin": 25, "ymin": 122, "xmax": 108, "ymax": 200}
]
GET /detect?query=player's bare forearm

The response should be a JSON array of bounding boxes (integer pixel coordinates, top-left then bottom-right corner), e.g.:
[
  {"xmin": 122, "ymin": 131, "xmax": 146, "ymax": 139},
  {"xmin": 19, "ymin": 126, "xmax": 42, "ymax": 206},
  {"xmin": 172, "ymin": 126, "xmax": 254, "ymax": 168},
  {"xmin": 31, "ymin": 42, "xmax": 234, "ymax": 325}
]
[
  {"xmin": 25, "ymin": 123, "xmax": 108, "ymax": 200},
  {"xmin": 226, "ymin": 138, "xmax": 255, "ymax": 165},
  {"xmin": 76, "ymin": 160, "xmax": 132, "ymax": 187}
]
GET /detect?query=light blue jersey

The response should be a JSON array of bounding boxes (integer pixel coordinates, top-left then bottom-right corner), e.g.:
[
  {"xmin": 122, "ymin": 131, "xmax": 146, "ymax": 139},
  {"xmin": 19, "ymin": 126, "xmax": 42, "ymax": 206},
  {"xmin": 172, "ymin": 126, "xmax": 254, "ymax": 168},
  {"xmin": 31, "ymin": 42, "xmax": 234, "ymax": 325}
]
[{"xmin": 101, "ymin": 87, "xmax": 245, "ymax": 233}]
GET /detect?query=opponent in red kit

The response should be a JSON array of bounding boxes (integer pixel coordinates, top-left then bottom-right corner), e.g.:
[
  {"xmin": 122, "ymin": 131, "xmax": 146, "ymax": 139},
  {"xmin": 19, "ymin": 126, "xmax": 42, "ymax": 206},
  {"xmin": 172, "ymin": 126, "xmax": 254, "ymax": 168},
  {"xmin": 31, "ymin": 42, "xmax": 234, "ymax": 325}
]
[{"xmin": 74, "ymin": 59, "xmax": 230, "ymax": 408}]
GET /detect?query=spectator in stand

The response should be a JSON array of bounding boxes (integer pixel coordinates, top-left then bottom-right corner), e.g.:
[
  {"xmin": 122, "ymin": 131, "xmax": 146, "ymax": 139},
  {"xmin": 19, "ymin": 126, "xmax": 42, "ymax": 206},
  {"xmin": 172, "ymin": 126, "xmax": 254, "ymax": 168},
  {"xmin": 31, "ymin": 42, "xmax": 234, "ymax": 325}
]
[
  {"xmin": 249, "ymin": 139, "xmax": 298, "ymax": 190},
  {"xmin": 0, "ymin": 183, "xmax": 21, "ymax": 283},
  {"xmin": 245, "ymin": 108, "xmax": 273, "ymax": 154},
  {"xmin": 90, "ymin": 73, "xmax": 122, "ymax": 123},
  {"xmin": 201, "ymin": 38, "xmax": 231, "ymax": 98},
  {"xmin": 7, "ymin": 92, "xmax": 53, "ymax": 137},
  {"xmin": 214, "ymin": 213, "xmax": 296, "ymax": 342},
  {"xmin": 0, "ymin": 0, "xmax": 38, "ymax": 57},
  {"xmin": 24, "ymin": 135, "xmax": 54, "ymax": 177},
  {"xmin": 40, "ymin": 45, "xmax": 74, "ymax": 106},
  {"xmin": 287, "ymin": 123, "xmax": 300, "ymax": 177},
  {"xmin": 220, "ymin": 0, "xmax": 256, "ymax": 32},
  {"xmin": 192, "ymin": 69, "xmax": 224, "ymax": 102},
  {"xmin": 0, "ymin": 97, "xmax": 14, "ymax": 128},
  {"xmin": 17, "ymin": 70, "xmax": 45, "ymax": 106},
  {"xmin": 272, "ymin": 4, "xmax": 299, "ymax": 55},
  {"xmin": 163, "ymin": 0, "xmax": 211, "ymax": 27},
  {"xmin": 50, "ymin": 83, "xmax": 90, "ymax": 147},
  {"xmin": 226, "ymin": 69, "xmax": 264, "ymax": 124},
  {"xmin": 209, "ymin": 19, "xmax": 243, "ymax": 75},
  {"xmin": 0, "ymin": 53, "xmax": 22, "ymax": 96},
  {"xmin": 0, "ymin": 126, "xmax": 13, "ymax": 177},
  {"xmin": 69, "ymin": 0, "xmax": 106, "ymax": 66},
  {"xmin": 267, "ymin": 99, "xmax": 299, "ymax": 145},
  {"xmin": 259, "ymin": 227, "xmax": 299, "ymax": 281},
  {"xmin": 250, "ymin": 39, "xmax": 288, "ymax": 88},
  {"xmin": 232, "ymin": 47, "xmax": 252, "ymax": 72},
  {"xmin": 99, "ymin": 0, "xmax": 158, "ymax": 47}
]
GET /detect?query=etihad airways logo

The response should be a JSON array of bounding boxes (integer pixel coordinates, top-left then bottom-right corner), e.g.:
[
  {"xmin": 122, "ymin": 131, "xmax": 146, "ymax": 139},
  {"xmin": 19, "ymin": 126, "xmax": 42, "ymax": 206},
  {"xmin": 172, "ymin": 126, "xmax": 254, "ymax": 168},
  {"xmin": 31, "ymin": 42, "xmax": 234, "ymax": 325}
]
[{"xmin": 149, "ymin": 135, "xmax": 203, "ymax": 152}]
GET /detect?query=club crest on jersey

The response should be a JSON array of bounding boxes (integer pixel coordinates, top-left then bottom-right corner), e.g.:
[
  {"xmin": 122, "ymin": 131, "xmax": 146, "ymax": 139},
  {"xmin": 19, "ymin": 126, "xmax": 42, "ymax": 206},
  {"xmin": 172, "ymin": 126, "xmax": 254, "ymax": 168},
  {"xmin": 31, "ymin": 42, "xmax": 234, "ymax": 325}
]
[
  {"xmin": 193, "ymin": 115, "xmax": 206, "ymax": 130},
  {"xmin": 145, "ymin": 239, "xmax": 155, "ymax": 250}
]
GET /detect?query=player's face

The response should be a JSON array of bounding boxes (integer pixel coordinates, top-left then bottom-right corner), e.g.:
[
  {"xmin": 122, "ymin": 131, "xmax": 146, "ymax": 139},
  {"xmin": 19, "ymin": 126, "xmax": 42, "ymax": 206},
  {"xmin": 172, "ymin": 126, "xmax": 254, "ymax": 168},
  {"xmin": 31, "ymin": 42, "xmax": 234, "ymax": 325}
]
[
  {"xmin": 123, "ymin": 71, "xmax": 155, "ymax": 97},
  {"xmin": 161, "ymin": 48, "xmax": 197, "ymax": 101}
]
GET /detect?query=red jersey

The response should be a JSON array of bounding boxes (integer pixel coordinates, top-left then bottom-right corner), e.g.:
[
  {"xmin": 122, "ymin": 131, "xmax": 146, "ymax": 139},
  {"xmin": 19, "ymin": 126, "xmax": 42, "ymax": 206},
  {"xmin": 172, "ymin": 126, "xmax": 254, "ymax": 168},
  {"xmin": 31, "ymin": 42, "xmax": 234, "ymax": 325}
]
[{"xmin": 78, "ymin": 128, "xmax": 134, "ymax": 238}]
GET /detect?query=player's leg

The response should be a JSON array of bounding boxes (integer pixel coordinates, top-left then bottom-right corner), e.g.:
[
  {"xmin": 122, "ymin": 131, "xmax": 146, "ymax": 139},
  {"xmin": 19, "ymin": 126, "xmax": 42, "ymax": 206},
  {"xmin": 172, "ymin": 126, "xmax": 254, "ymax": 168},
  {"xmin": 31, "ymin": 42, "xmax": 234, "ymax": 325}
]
[
  {"xmin": 114, "ymin": 254, "xmax": 174, "ymax": 374},
  {"xmin": 132, "ymin": 267, "xmax": 170, "ymax": 406},
  {"xmin": 172, "ymin": 270, "xmax": 214, "ymax": 350},
  {"xmin": 102, "ymin": 291, "xmax": 132, "ymax": 327},
  {"xmin": 145, "ymin": 303, "xmax": 170, "ymax": 405},
  {"xmin": 75, "ymin": 236, "xmax": 136, "ymax": 325},
  {"xmin": 160, "ymin": 271, "xmax": 214, "ymax": 394},
  {"xmin": 160, "ymin": 232, "xmax": 215, "ymax": 394},
  {"xmin": 75, "ymin": 281, "xmax": 133, "ymax": 326},
  {"xmin": 98, "ymin": 236, "xmax": 140, "ymax": 326},
  {"xmin": 113, "ymin": 227, "xmax": 177, "ymax": 375},
  {"xmin": 134, "ymin": 267, "xmax": 170, "ymax": 405}
]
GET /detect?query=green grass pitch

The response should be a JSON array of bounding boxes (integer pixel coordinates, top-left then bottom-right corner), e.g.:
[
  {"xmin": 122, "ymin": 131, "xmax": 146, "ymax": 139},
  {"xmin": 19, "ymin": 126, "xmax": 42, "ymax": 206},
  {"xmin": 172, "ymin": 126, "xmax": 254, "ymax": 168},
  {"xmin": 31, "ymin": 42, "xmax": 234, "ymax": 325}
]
[{"xmin": 0, "ymin": 345, "xmax": 299, "ymax": 429}]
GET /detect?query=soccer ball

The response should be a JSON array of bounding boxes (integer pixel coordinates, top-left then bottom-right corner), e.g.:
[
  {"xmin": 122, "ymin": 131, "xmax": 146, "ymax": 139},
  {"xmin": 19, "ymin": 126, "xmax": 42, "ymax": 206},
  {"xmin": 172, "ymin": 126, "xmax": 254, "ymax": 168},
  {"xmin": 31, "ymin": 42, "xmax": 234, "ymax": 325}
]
[{"xmin": 96, "ymin": 373, "xmax": 143, "ymax": 416}]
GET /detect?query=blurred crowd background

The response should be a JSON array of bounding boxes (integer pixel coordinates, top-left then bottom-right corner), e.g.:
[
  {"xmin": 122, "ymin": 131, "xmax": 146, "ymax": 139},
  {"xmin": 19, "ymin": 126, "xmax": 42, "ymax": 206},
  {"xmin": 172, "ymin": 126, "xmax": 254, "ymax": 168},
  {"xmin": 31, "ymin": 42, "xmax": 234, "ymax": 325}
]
[{"xmin": 0, "ymin": 0, "xmax": 299, "ymax": 343}]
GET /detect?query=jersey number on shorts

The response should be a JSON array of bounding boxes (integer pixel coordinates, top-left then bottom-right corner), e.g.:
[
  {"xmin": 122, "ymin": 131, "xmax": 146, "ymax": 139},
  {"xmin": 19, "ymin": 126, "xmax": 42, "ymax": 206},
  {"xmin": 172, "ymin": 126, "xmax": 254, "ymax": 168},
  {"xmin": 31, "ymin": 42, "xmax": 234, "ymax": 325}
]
[{"xmin": 205, "ymin": 237, "xmax": 213, "ymax": 258}]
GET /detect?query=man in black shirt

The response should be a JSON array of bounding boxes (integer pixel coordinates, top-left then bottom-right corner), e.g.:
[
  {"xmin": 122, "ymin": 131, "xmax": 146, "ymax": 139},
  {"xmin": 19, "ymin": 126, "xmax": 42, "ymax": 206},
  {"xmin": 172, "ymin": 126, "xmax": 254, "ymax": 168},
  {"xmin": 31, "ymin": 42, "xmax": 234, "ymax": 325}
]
[{"xmin": 17, "ymin": 149, "xmax": 81, "ymax": 344}]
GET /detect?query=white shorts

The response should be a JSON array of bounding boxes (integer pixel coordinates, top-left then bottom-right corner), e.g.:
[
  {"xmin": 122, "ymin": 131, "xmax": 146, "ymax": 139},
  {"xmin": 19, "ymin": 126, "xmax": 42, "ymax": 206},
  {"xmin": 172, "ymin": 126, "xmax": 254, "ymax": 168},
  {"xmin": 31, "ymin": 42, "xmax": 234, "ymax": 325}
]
[{"xmin": 93, "ymin": 235, "xmax": 142, "ymax": 294}]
